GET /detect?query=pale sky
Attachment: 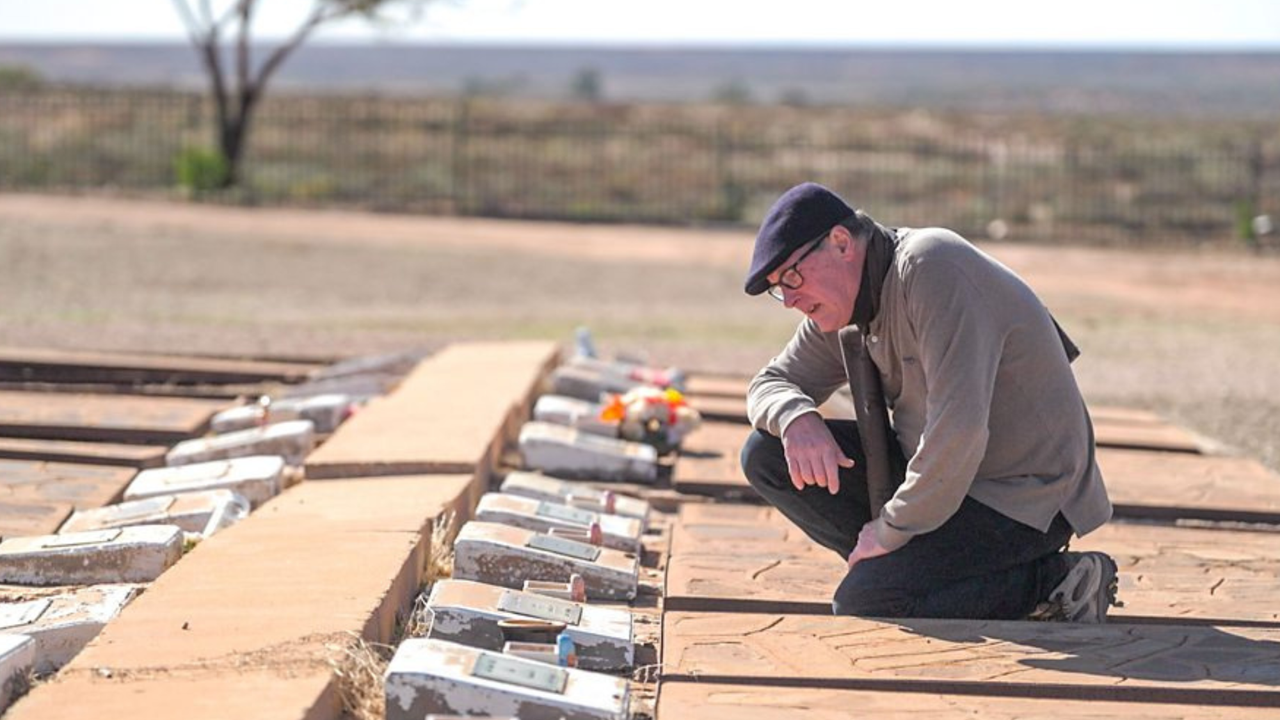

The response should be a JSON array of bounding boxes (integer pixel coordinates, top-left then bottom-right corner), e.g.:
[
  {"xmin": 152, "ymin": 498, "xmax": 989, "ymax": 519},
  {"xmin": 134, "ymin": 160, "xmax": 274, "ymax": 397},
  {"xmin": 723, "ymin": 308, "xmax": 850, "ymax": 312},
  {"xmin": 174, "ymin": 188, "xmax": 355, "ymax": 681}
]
[{"xmin": 2, "ymin": 0, "xmax": 1279, "ymax": 47}]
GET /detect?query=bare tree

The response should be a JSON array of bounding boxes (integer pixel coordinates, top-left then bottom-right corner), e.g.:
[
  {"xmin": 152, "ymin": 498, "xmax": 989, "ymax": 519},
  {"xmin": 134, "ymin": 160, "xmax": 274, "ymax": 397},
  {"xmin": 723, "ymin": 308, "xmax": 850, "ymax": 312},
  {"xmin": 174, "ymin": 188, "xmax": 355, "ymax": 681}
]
[{"xmin": 171, "ymin": 0, "xmax": 426, "ymax": 187}]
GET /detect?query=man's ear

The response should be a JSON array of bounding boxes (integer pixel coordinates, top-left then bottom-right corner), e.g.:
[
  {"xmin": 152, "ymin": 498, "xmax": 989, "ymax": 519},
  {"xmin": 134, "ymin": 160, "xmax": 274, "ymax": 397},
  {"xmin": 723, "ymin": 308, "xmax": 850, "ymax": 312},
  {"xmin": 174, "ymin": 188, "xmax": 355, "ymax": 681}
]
[{"xmin": 830, "ymin": 224, "xmax": 857, "ymax": 256}]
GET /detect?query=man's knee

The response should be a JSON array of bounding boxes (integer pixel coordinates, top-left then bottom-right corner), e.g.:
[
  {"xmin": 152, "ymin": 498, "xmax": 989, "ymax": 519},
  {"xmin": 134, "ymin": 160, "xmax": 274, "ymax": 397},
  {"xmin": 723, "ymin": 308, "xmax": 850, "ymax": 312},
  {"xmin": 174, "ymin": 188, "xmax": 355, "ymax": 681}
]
[
  {"xmin": 832, "ymin": 567, "xmax": 913, "ymax": 618},
  {"xmin": 740, "ymin": 430, "xmax": 787, "ymax": 491}
]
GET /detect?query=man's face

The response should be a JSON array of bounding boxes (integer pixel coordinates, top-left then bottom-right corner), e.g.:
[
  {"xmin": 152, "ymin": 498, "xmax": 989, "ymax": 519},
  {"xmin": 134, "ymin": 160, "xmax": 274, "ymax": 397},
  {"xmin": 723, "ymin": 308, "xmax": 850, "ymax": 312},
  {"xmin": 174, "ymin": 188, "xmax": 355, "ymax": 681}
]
[{"xmin": 767, "ymin": 225, "xmax": 863, "ymax": 332}]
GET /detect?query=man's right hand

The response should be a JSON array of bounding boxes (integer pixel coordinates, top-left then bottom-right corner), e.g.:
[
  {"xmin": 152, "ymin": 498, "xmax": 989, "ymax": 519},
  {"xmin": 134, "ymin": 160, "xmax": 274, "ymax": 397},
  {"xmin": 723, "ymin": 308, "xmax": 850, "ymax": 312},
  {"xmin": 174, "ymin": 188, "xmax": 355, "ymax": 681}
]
[{"xmin": 781, "ymin": 412, "xmax": 855, "ymax": 494}]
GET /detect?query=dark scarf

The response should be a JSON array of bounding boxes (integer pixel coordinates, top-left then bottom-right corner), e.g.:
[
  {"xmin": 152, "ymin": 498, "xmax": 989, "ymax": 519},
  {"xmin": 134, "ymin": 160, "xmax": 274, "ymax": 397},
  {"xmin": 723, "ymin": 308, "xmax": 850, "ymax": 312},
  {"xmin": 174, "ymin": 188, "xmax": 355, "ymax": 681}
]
[{"xmin": 837, "ymin": 213, "xmax": 1080, "ymax": 519}]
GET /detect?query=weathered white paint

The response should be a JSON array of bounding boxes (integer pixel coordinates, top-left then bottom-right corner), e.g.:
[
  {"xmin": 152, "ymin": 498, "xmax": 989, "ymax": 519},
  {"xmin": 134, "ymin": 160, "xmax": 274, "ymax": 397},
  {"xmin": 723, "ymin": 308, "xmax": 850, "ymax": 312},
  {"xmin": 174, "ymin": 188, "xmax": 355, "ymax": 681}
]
[
  {"xmin": 211, "ymin": 394, "xmax": 354, "ymax": 434},
  {"xmin": 0, "ymin": 525, "xmax": 184, "ymax": 585},
  {"xmin": 425, "ymin": 580, "xmax": 634, "ymax": 672},
  {"xmin": 475, "ymin": 493, "xmax": 642, "ymax": 553},
  {"xmin": 59, "ymin": 489, "xmax": 250, "ymax": 538},
  {"xmin": 166, "ymin": 419, "xmax": 315, "ymax": 467},
  {"xmin": 532, "ymin": 395, "xmax": 618, "ymax": 437},
  {"xmin": 0, "ymin": 585, "xmax": 139, "ymax": 673},
  {"xmin": 498, "ymin": 472, "xmax": 650, "ymax": 526},
  {"xmin": 384, "ymin": 639, "xmax": 628, "ymax": 720},
  {"xmin": 518, "ymin": 422, "xmax": 658, "ymax": 484},
  {"xmin": 124, "ymin": 455, "xmax": 283, "ymax": 508},
  {"xmin": 0, "ymin": 634, "xmax": 33, "ymax": 711},
  {"xmin": 452, "ymin": 522, "xmax": 638, "ymax": 601}
]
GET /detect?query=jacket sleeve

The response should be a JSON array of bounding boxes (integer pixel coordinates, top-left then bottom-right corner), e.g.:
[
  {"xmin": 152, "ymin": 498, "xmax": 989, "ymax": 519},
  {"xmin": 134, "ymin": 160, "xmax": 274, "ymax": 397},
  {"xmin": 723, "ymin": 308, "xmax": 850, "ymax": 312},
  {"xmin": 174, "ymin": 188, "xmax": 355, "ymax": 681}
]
[
  {"xmin": 746, "ymin": 318, "xmax": 848, "ymax": 438},
  {"xmin": 875, "ymin": 254, "xmax": 1007, "ymax": 551}
]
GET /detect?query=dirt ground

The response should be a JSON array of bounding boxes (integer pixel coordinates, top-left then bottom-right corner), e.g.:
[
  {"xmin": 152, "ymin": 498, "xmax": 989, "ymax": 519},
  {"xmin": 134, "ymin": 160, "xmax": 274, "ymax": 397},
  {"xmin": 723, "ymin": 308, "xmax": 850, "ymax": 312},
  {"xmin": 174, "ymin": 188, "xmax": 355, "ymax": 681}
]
[{"xmin": 1, "ymin": 192, "xmax": 1278, "ymax": 472}]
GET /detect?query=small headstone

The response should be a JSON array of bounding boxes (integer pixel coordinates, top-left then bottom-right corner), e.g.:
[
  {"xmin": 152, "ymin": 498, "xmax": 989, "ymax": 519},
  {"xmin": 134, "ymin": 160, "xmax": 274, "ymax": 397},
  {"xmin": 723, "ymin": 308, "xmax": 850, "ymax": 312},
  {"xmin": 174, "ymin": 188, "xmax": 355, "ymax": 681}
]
[
  {"xmin": 475, "ymin": 493, "xmax": 643, "ymax": 553},
  {"xmin": 426, "ymin": 579, "xmax": 634, "ymax": 671},
  {"xmin": 0, "ymin": 584, "xmax": 138, "ymax": 673},
  {"xmin": 518, "ymin": 422, "xmax": 658, "ymax": 484},
  {"xmin": 0, "ymin": 634, "xmax": 33, "ymax": 711},
  {"xmin": 124, "ymin": 455, "xmax": 284, "ymax": 508},
  {"xmin": 453, "ymin": 522, "xmax": 639, "ymax": 601},
  {"xmin": 499, "ymin": 472, "xmax": 651, "ymax": 527},
  {"xmin": 532, "ymin": 395, "xmax": 618, "ymax": 437},
  {"xmin": 0, "ymin": 525, "xmax": 183, "ymax": 585},
  {"xmin": 548, "ymin": 365, "xmax": 646, "ymax": 402},
  {"xmin": 385, "ymin": 638, "xmax": 629, "ymax": 720},
  {"xmin": 59, "ymin": 489, "xmax": 250, "ymax": 538},
  {"xmin": 211, "ymin": 394, "xmax": 354, "ymax": 434},
  {"xmin": 166, "ymin": 419, "xmax": 315, "ymax": 467}
]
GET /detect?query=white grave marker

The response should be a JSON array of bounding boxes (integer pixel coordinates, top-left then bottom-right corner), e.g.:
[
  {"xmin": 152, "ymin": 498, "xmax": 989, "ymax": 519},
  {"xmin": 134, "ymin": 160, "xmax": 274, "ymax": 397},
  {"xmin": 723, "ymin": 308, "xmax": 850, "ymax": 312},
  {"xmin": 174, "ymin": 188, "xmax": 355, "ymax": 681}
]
[
  {"xmin": 166, "ymin": 419, "xmax": 315, "ymax": 467},
  {"xmin": 0, "ymin": 634, "xmax": 33, "ymax": 711},
  {"xmin": 518, "ymin": 422, "xmax": 658, "ymax": 484},
  {"xmin": 532, "ymin": 395, "xmax": 618, "ymax": 437},
  {"xmin": 498, "ymin": 472, "xmax": 650, "ymax": 526},
  {"xmin": 384, "ymin": 639, "xmax": 629, "ymax": 720},
  {"xmin": 211, "ymin": 394, "xmax": 353, "ymax": 434},
  {"xmin": 453, "ymin": 522, "xmax": 638, "ymax": 601},
  {"xmin": 475, "ymin": 493, "xmax": 642, "ymax": 553},
  {"xmin": 0, "ymin": 526, "xmax": 183, "ymax": 585},
  {"xmin": 0, "ymin": 584, "xmax": 138, "ymax": 673},
  {"xmin": 59, "ymin": 489, "xmax": 250, "ymax": 538},
  {"xmin": 124, "ymin": 455, "xmax": 283, "ymax": 508},
  {"xmin": 426, "ymin": 580, "xmax": 634, "ymax": 671}
]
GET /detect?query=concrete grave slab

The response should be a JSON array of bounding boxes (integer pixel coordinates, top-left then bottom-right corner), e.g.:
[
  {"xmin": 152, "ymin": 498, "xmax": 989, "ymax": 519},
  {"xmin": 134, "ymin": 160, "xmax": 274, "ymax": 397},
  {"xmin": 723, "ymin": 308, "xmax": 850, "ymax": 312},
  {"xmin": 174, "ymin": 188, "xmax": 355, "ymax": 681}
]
[
  {"xmin": 673, "ymin": 421, "xmax": 756, "ymax": 499},
  {"xmin": 425, "ymin": 579, "xmax": 634, "ymax": 671},
  {"xmin": 519, "ymin": 422, "xmax": 658, "ymax": 484},
  {"xmin": 665, "ymin": 552, "xmax": 844, "ymax": 613},
  {"xmin": 532, "ymin": 395, "xmax": 618, "ymax": 437},
  {"xmin": 684, "ymin": 395, "xmax": 748, "ymax": 425},
  {"xmin": 453, "ymin": 522, "xmax": 639, "ymax": 601},
  {"xmin": 0, "ymin": 525, "xmax": 183, "ymax": 585},
  {"xmin": 0, "ymin": 634, "xmax": 33, "ymax": 711},
  {"xmin": 662, "ymin": 612, "xmax": 1280, "ymax": 704},
  {"xmin": 123, "ymin": 455, "xmax": 283, "ymax": 508},
  {"xmin": 0, "ymin": 459, "xmax": 138, "ymax": 510},
  {"xmin": 0, "ymin": 390, "xmax": 225, "ymax": 446},
  {"xmin": 1093, "ymin": 416, "xmax": 1204, "ymax": 454},
  {"xmin": 656, "ymin": 681, "xmax": 1280, "ymax": 720},
  {"xmin": 498, "ymin": 472, "xmax": 651, "ymax": 526},
  {"xmin": 60, "ymin": 489, "xmax": 249, "ymax": 538},
  {"xmin": 1078, "ymin": 522, "xmax": 1280, "ymax": 624},
  {"xmin": 385, "ymin": 638, "xmax": 629, "ymax": 720},
  {"xmin": 305, "ymin": 341, "xmax": 557, "ymax": 480},
  {"xmin": 211, "ymin": 394, "xmax": 354, "ymax": 434},
  {"xmin": 0, "ymin": 501, "xmax": 74, "ymax": 541},
  {"xmin": 1100, "ymin": 448, "xmax": 1280, "ymax": 523},
  {"xmin": 676, "ymin": 503, "xmax": 789, "ymax": 526},
  {"xmin": 0, "ymin": 346, "xmax": 316, "ymax": 385},
  {"xmin": 547, "ymin": 364, "xmax": 648, "ymax": 402},
  {"xmin": 669, "ymin": 518, "xmax": 824, "ymax": 558},
  {"xmin": 0, "ymin": 438, "xmax": 165, "ymax": 469},
  {"xmin": 475, "ymin": 493, "xmax": 643, "ymax": 553},
  {"xmin": 684, "ymin": 373, "xmax": 751, "ymax": 399},
  {"xmin": 0, "ymin": 584, "xmax": 138, "ymax": 673},
  {"xmin": 165, "ymin": 419, "xmax": 315, "ymax": 467}
]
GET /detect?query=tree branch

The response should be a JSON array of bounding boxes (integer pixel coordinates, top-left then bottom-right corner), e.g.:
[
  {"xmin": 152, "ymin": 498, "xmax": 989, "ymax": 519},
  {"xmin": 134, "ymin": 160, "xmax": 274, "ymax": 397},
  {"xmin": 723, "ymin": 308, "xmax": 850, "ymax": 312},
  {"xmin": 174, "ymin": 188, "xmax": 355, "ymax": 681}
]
[
  {"xmin": 236, "ymin": 0, "xmax": 253, "ymax": 110},
  {"xmin": 251, "ymin": 6, "xmax": 335, "ymax": 95},
  {"xmin": 170, "ymin": 0, "xmax": 206, "ymax": 39}
]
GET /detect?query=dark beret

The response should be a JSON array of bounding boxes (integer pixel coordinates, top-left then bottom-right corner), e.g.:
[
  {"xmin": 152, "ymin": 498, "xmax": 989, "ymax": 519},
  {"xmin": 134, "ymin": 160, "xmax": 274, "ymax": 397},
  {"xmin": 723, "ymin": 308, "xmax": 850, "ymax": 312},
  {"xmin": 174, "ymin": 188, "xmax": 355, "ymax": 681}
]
[{"xmin": 744, "ymin": 182, "xmax": 855, "ymax": 295}]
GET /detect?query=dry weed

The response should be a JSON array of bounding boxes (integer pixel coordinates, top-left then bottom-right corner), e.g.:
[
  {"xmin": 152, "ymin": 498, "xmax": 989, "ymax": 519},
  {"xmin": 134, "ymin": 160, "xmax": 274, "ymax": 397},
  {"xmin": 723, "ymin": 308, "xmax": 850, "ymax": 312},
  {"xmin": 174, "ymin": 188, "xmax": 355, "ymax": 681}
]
[{"xmin": 328, "ymin": 633, "xmax": 393, "ymax": 720}]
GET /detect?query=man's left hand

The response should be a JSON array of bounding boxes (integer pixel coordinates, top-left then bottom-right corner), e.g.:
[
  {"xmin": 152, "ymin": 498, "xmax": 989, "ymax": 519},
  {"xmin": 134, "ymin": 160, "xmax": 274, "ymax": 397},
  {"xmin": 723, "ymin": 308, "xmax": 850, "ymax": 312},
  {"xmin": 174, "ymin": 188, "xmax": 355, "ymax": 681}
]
[{"xmin": 847, "ymin": 520, "xmax": 892, "ymax": 569}]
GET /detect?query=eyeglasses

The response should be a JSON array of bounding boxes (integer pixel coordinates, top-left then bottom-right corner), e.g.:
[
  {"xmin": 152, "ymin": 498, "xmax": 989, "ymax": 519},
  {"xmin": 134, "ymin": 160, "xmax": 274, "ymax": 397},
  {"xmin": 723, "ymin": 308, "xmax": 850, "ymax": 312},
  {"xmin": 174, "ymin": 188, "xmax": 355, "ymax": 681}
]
[{"xmin": 766, "ymin": 232, "xmax": 828, "ymax": 301}]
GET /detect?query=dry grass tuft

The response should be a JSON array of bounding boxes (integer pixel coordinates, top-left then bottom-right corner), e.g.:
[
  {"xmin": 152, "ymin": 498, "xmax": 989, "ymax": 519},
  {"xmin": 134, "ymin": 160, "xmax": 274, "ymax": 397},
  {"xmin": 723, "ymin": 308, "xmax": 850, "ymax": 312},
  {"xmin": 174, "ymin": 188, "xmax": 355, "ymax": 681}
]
[
  {"xmin": 426, "ymin": 510, "xmax": 456, "ymax": 585},
  {"xmin": 329, "ymin": 633, "xmax": 393, "ymax": 720}
]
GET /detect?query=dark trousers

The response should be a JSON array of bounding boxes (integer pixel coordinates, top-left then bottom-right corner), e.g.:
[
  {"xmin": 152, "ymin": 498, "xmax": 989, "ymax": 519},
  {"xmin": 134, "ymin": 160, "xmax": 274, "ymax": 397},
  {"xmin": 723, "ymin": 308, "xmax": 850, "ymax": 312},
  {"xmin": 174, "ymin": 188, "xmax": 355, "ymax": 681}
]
[{"xmin": 740, "ymin": 420, "xmax": 1072, "ymax": 619}]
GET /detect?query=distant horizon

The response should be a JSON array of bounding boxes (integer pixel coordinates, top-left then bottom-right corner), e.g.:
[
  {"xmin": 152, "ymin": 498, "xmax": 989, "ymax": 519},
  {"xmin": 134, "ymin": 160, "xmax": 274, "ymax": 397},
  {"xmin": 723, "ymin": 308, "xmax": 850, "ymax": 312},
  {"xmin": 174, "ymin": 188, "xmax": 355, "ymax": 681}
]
[{"xmin": 4, "ymin": 38, "xmax": 1280, "ymax": 53}]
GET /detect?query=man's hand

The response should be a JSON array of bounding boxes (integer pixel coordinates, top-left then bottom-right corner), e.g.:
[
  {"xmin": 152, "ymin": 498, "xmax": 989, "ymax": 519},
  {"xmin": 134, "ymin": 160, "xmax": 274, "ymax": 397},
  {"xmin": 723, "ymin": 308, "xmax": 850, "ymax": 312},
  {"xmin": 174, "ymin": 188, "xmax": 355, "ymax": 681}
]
[
  {"xmin": 781, "ymin": 412, "xmax": 855, "ymax": 494},
  {"xmin": 847, "ymin": 520, "xmax": 891, "ymax": 569}
]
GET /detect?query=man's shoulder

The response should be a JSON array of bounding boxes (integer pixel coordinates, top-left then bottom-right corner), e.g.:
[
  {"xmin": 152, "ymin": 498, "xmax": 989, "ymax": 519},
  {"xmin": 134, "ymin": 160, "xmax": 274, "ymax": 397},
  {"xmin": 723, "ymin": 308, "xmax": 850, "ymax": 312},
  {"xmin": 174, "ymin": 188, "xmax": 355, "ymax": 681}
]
[{"xmin": 895, "ymin": 227, "xmax": 976, "ymax": 263}]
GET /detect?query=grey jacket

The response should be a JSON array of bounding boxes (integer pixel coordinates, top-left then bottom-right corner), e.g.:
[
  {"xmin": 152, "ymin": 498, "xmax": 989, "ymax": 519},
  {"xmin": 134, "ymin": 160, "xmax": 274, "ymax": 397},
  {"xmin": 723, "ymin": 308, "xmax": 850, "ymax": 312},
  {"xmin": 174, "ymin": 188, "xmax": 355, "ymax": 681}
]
[{"xmin": 747, "ymin": 227, "xmax": 1112, "ymax": 551}]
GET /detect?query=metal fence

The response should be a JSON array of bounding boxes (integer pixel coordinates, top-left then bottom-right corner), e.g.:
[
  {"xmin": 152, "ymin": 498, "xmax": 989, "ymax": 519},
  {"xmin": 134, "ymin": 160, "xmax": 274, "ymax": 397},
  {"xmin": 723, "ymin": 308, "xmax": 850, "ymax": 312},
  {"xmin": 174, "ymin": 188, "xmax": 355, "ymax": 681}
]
[{"xmin": 2, "ymin": 87, "xmax": 1277, "ymax": 245}]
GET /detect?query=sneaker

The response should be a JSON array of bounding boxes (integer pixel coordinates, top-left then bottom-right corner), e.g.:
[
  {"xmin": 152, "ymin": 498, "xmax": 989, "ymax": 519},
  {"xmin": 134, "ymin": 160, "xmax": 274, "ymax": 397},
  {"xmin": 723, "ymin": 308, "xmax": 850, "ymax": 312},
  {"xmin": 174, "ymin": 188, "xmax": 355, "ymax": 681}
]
[{"xmin": 1028, "ymin": 551, "xmax": 1120, "ymax": 623}]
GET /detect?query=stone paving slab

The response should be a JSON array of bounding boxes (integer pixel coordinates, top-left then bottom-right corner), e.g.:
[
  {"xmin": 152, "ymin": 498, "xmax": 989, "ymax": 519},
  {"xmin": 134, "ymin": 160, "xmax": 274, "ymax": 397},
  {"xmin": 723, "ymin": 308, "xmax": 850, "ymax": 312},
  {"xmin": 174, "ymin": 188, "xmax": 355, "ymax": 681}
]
[
  {"xmin": 0, "ymin": 501, "xmax": 74, "ymax": 541},
  {"xmin": 1100, "ymin": 448, "xmax": 1280, "ymax": 523},
  {"xmin": 0, "ymin": 460, "xmax": 137, "ymax": 512},
  {"xmin": 656, "ymin": 681, "xmax": 1280, "ymax": 719},
  {"xmin": 685, "ymin": 395, "xmax": 748, "ymax": 424},
  {"xmin": 665, "ymin": 552, "xmax": 843, "ymax": 613},
  {"xmin": 1092, "ymin": 417, "xmax": 1204, "ymax": 454},
  {"xmin": 5, "ymin": 473, "xmax": 474, "ymax": 720},
  {"xmin": 0, "ymin": 438, "xmax": 166, "ymax": 469},
  {"xmin": 0, "ymin": 391, "xmax": 226, "ymax": 445},
  {"xmin": 669, "ymin": 515, "xmax": 825, "ymax": 558},
  {"xmin": 0, "ymin": 347, "xmax": 319, "ymax": 385},
  {"xmin": 672, "ymin": 421, "xmax": 755, "ymax": 499},
  {"xmin": 661, "ymin": 612, "xmax": 1280, "ymax": 704},
  {"xmin": 684, "ymin": 374, "xmax": 751, "ymax": 399},
  {"xmin": 305, "ymin": 341, "xmax": 557, "ymax": 480}
]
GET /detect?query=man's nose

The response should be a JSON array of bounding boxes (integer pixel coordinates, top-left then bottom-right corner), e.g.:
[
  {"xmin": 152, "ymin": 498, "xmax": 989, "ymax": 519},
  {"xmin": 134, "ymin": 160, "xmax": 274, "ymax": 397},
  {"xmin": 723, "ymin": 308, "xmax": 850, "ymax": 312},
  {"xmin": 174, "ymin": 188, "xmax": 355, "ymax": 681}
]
[{"xmin": 782, "ymin": 287, "xmax": 800, "ymax": 309}]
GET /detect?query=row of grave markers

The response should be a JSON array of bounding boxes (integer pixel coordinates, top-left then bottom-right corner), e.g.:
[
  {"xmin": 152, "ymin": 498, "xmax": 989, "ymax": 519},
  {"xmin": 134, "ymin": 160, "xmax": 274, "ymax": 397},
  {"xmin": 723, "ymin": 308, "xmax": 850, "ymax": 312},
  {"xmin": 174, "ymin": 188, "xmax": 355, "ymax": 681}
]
[{"xmin": 0, "ymin": 349, "xmax": 402, "ymax": 712}]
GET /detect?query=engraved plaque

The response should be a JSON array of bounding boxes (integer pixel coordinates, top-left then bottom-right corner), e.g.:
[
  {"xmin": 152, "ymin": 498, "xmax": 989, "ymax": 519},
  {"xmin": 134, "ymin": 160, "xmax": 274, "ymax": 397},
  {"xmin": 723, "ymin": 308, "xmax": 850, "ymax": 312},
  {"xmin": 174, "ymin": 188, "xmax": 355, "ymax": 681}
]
[
  {"xmin": 535, "ymin": 502, "xmax": 598, "ymax": 527},
  {"xmin": 471, "ymin": 652, "xmax": 568, "ymax": 694},
  {"xmin": 497, "ymin": 590, "xmax": 583, "ymax": 626},
  {"xmin": 41, "ymin": 529, "xmax": 123, "ymax": 548},
  {"xmin": 107, "ymin": 496, "xmax": 177, "ymax": 523},
  {"xmin": 527, "ymin": 534, "xmax": 601, "ymax": 562},
  {"xmin": 0, "ymin": 598, "xmax": 51, "ymax": 630}
]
